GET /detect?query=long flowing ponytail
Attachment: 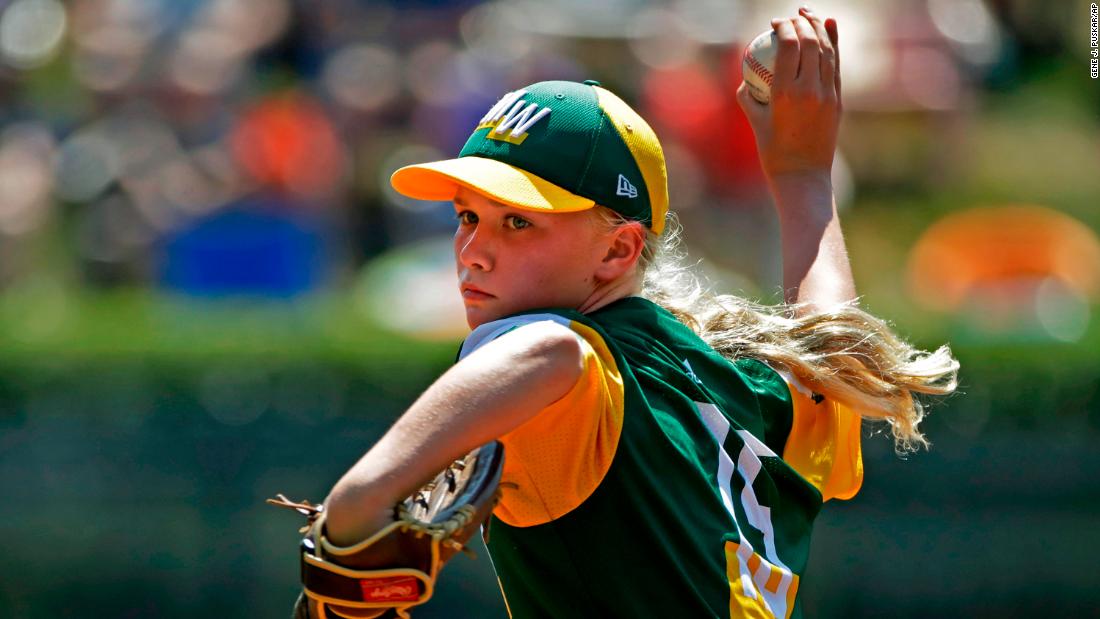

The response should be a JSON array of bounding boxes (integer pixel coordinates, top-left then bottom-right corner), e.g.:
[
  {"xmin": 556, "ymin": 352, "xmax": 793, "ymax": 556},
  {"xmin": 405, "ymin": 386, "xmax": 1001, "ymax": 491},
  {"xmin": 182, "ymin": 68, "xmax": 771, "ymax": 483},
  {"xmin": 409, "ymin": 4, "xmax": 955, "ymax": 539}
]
[{"xmin": 600, "ymin": 208, "xmax": 959, "ymax": 452}]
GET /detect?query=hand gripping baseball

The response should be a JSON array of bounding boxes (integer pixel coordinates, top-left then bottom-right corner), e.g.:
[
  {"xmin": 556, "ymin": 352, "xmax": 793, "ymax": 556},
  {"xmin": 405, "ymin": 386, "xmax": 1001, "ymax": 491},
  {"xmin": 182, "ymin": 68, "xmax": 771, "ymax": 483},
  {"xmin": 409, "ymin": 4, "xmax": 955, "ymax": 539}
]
[{"xmin": 737, "ymin": 8, "xmax": 841, "ymax": 182}]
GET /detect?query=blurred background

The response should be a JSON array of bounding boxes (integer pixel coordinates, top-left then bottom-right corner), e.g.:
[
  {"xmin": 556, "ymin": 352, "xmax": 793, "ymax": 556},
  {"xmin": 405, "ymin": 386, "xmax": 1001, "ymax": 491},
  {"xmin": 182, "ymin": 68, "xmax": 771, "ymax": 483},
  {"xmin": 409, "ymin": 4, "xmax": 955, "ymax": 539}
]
[{"xmin": 0, "ymin": 0, "xmax": 1097, "ymax": 616}]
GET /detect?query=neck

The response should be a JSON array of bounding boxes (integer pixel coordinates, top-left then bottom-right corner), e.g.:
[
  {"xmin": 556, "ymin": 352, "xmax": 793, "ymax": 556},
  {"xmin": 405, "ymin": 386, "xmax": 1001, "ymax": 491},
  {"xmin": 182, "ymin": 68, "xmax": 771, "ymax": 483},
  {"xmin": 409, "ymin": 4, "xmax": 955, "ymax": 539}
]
[{"xmin": 577, "ymin": 275, "xmax": 643, "ymax": 315}]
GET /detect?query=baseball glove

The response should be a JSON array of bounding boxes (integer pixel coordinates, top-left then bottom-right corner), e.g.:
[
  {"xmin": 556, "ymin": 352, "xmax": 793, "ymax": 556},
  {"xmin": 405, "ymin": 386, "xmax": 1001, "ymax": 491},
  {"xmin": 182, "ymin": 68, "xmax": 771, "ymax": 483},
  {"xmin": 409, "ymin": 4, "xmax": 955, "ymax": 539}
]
[{"xmin": 269, "ymin": 441, "xmax": 505, "ymax": 619}]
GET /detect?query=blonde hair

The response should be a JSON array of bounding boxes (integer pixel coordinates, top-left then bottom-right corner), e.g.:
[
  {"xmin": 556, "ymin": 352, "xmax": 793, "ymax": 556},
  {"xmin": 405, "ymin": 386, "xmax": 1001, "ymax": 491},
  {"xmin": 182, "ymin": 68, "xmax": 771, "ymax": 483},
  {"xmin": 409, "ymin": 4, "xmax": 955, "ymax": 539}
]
[{"xmin": 596, "ymin": 207, "xmax": 959, "ymax": 453}]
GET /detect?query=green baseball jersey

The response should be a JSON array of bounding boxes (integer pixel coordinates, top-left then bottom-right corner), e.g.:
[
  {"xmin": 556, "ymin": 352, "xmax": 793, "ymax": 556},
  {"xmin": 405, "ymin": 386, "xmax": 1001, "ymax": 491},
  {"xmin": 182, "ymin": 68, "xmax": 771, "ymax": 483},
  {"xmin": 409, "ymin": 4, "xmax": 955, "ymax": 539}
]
[{"xmin": 456, "ymin": 296, "xmax": 863, "ymax": 619}]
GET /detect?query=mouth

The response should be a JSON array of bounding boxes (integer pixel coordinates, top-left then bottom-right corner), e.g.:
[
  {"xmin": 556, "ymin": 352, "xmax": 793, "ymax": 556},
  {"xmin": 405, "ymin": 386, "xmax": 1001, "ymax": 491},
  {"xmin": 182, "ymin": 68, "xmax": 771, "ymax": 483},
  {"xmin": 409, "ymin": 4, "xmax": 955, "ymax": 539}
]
[{"xmin": 460, "ymin": 283, "xmax": 495, "ymax": 301}]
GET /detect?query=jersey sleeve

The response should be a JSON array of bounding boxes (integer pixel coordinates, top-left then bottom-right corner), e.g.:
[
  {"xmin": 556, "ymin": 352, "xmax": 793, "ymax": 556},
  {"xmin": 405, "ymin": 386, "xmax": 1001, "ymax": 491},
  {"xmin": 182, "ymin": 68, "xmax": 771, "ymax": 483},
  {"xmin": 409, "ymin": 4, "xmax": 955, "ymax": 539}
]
[
  {"xmin": 459, "ymin": 314, "xmax": 625, "ymax": 527},
  {"xmin": 771, "ymin": 367, "xmax": 864, "ymax": 502}
]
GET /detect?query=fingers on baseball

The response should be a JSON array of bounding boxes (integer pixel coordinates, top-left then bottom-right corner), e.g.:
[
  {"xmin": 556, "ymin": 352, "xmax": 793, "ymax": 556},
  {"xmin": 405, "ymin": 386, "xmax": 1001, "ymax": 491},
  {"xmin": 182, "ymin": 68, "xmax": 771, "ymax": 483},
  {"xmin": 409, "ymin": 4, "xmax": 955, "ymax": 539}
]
[
  {"xmin": 791, "ymin": 14, "xmax": 821, "ymax": 88},
  {"xmin": 799, "ymin": 8, "xmax": 837, "ymax": 100},
  {"xmin": 735, "ymin": 81, "xmax": 764, "ymax": 115},
  {"xmin": 825, "ymin": 18, "xmax": 841, "ymax": 97},
  {"xmin": 770, "ymin": 18, "xmax": 800, "ymax": 91}
]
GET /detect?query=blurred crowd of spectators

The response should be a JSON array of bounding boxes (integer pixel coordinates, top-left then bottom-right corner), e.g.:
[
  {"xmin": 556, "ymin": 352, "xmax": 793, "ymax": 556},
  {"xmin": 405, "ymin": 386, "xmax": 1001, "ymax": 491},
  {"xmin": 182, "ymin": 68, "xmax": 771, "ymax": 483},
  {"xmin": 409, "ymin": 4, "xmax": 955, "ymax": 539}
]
[{"xmin": 0, "ymin": 0, "xmax": 1033, "ymax": 300}]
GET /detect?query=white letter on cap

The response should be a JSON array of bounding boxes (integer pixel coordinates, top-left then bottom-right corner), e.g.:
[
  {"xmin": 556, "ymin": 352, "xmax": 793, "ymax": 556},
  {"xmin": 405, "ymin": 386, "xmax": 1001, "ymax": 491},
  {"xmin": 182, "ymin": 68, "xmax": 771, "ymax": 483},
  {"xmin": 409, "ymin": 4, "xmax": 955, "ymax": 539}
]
[
  {"xmin": 481, "ymin": 90, "xmax": 526, "ymax": 124},
  {"xmin": 495, "ymin": 103, "xmax": 551, "ymax": 138}
]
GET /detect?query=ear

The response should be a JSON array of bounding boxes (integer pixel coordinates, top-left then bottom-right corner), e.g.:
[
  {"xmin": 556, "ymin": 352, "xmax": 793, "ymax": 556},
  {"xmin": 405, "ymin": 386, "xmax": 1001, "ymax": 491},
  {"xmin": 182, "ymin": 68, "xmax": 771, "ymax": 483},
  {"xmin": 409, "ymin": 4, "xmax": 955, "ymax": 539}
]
[{"xmin": 593, "ymin": 221, "xmax": 647, "ymax": 282}]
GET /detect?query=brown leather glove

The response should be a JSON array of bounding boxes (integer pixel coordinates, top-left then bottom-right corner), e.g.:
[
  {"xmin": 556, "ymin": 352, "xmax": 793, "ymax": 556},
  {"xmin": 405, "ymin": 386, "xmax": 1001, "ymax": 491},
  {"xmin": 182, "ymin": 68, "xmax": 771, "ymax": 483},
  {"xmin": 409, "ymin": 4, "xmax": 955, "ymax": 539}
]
[{"xmin": 271, "ymin": 442, "xmax": 505, "ymax": 619}]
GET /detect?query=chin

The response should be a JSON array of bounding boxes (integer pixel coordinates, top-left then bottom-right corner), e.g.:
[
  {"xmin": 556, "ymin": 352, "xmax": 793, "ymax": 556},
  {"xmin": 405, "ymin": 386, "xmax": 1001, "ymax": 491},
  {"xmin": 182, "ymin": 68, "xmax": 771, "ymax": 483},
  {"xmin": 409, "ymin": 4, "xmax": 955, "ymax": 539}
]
[
  {"xmin": 463, "ymin": 298, "xmax": 566, "ymax": 330},
  {"xmin": 464, "ymin": 306, "xmax": 499, "ymax": 330}
]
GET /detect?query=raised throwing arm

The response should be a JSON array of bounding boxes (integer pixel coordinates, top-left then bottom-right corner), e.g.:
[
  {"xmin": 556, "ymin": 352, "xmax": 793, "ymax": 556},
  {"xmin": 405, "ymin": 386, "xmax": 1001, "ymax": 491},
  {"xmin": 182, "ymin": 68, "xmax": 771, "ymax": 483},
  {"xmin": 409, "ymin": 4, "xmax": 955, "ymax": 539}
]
[{"xmin": 737, "ymin": 9, "xmax": 856, "ymax": 313}]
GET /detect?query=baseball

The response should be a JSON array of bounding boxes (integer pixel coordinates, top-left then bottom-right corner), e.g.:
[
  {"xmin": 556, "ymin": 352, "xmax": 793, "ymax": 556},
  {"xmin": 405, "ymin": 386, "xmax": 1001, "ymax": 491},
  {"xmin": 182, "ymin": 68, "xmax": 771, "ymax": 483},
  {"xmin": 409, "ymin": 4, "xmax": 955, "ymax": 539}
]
[{"xmin": 742, "ymin": 29, "xmax": 778, "ymax": 104}]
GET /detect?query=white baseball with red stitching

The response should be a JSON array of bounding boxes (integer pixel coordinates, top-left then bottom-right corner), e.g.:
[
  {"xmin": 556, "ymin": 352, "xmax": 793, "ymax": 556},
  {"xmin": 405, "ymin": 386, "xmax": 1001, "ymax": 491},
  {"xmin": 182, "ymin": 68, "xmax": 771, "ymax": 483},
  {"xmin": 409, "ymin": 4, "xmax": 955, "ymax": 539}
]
[{"xmin": 742, "ymin": 29, "xmax": 778, "ymax": 104}]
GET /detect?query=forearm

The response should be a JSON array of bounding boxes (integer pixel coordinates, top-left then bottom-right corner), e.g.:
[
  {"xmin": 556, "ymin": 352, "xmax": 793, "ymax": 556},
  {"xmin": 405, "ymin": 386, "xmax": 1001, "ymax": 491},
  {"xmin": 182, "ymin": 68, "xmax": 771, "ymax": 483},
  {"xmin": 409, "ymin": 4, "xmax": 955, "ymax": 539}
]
[
  {"xmin": 770, "ymin": 173, "xmax": 856, "ymax": 312},
  {"xmin": 323, "ymin": 323, "xmax": 583, "ymax": 545},
  {"xmin": 734, "ymin": 9, "xmax": 851, "ymax": 312}
]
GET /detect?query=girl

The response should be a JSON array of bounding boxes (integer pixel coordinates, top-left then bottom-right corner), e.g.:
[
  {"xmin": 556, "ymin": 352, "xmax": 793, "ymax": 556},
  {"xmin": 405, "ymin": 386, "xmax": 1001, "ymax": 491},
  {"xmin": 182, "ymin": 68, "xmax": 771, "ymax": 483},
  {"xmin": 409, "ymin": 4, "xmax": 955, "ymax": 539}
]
[{"xmin": 320, "ymin": 9, "xmax": 958, "ymax": 618}]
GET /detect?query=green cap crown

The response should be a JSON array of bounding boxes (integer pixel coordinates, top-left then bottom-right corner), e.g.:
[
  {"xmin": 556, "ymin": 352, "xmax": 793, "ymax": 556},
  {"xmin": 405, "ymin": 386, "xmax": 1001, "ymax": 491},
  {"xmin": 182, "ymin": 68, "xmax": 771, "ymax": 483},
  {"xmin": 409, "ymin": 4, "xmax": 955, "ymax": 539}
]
[{"xmin": 458, "ymin": 80, "xmax": 668, "ymax": 232}]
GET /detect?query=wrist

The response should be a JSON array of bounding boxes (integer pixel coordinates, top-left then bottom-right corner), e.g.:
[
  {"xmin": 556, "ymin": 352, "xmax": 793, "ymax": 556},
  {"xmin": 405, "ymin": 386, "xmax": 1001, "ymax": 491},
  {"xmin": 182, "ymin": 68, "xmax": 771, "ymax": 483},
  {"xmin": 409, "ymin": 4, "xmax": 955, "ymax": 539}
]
[
  {"xmin": 766, "ymin": 170, "xmax": 832, "ymax": 193},
  {"xmin": 766, "ymin": 171, "xmax": 835, "ymax": 216},
  {"xmin": 324, "ymin": 483, "xmax": 395, "ymax": 546}
]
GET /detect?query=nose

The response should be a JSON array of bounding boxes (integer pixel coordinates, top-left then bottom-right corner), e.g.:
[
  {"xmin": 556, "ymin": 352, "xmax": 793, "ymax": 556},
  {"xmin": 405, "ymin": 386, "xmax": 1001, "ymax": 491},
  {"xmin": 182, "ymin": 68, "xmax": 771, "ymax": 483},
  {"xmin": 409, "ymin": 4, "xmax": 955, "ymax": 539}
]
[{"xmin": 456, "ymin": 225, "xmax": 493, "ymax": 272}]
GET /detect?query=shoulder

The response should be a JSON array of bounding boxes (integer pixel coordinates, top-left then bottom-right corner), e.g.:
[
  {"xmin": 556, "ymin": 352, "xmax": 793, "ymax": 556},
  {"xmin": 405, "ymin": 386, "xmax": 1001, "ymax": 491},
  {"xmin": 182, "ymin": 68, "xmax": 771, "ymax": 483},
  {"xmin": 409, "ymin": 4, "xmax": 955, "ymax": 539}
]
[{"xmin": 458, "ymin": 311, "xmax": 591, "ymax": 361}]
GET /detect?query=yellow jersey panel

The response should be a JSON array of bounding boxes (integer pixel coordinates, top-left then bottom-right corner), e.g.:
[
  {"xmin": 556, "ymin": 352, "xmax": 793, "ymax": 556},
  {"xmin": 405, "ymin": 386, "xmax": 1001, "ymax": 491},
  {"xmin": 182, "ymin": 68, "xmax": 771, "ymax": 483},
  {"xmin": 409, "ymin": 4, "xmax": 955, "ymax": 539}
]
[
  {"xmin": 457, "ymin": 315, "xmax": 626, "ymax": 528},
  {"xmin": 778, "ymin": 370, "xmax": 864, "ymax": 501}
]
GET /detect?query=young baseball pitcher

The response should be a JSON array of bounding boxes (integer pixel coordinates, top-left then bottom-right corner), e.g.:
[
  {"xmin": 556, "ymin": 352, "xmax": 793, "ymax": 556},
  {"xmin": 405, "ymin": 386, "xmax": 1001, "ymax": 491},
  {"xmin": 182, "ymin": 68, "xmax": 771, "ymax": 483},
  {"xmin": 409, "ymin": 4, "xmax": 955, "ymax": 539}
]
[{"xmin": 291, "ymin": 8, "xmax": 959, "ymax": 619}]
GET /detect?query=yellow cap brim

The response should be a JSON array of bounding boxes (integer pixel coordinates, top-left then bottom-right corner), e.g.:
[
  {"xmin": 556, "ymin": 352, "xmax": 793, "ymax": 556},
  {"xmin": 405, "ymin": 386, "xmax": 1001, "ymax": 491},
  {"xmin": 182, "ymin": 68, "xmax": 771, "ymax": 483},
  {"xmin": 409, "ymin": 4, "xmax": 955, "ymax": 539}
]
[{"xmin": 390, "ymin": 156, "xmax": 596, "ymax": 213}]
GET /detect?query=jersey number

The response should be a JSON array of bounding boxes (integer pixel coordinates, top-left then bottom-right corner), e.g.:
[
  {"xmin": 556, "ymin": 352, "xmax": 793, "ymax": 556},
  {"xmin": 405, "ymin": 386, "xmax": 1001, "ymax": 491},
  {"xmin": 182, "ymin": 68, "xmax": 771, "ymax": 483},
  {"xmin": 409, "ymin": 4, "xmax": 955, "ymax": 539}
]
[{"xmin": 696, "ymin": 402, "xmax": 799, "ymax": 619}]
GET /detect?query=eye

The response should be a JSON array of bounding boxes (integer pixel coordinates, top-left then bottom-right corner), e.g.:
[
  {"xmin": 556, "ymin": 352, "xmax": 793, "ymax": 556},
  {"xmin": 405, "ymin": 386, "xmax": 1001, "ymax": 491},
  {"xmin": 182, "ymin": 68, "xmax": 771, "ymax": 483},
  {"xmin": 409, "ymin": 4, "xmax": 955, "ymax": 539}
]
[
  {"xmin": 505, "ymin": 215, "xmax": 531, "ymax": 230},
  {"xmin": 456, "ymin": 211, "xmax": 478, "ymax": 225}
]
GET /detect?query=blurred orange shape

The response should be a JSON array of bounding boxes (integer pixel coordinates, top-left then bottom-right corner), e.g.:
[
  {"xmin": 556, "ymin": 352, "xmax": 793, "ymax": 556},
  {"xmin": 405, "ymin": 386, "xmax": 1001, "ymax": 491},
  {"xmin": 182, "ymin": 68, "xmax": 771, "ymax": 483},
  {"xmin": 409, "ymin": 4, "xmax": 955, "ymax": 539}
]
[
  {"xmin": 230, "ymin": 92, "xmax": 345, "ymax": 199},
  {"xmin": 907, "ymin": 205, "xmax": 1100, "ymax": 311}
]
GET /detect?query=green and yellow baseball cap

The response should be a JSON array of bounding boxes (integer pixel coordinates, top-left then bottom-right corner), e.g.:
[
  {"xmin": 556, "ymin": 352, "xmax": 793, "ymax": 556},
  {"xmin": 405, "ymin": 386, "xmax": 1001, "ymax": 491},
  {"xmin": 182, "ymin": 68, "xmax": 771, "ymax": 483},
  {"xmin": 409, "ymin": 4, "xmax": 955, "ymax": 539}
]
[{"xmin": 390, "ymin": 80, "xmax": 669, "ymax": 234}]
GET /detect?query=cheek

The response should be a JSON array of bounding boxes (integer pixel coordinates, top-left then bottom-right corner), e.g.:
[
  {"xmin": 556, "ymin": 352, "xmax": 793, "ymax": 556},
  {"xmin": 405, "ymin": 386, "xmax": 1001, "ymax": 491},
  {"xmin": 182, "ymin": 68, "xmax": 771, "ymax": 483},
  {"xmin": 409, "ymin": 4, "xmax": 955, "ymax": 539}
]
[
  {"xmin": 452, "ymin": 231, "xmax": 463, "ymax": 262},
  {"xmin": 528, "ymin": 241, "xmax": 598, "ymax": 288},
  {"xmin": 564, "ymin": 234, "xmax": 603, "ymax": 281}
]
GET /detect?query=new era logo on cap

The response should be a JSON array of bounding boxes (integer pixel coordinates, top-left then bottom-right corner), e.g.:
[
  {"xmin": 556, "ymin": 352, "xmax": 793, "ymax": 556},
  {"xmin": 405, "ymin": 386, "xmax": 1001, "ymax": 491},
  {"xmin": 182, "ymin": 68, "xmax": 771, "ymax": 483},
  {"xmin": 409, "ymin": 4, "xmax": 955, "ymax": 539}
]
[{"xmin": 616, "ymin": 174, "xmax": 638, "ymax": 198}]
